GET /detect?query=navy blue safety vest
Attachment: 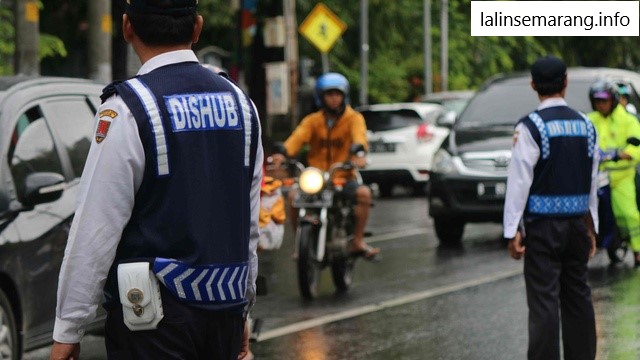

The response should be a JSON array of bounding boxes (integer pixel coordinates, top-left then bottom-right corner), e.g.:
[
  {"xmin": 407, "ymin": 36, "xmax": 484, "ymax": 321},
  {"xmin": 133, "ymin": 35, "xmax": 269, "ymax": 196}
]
[
  {"xmin": 519, "ymin": 105, "xmax": 595, "ymax": 217},
  {"xmin": 102, "ymin": 61, "xmax": 260, "ymax": 311}
]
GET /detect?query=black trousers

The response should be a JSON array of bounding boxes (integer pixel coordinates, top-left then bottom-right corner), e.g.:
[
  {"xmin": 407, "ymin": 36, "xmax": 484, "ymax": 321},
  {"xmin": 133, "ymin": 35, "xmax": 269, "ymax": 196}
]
[
  {"xmin": 523, "ymin": 217, "xmax": 596, "ymax": 360},
  {"xmin": 105, "ymin": 287, "xmax": 244, "ymax": 360}
]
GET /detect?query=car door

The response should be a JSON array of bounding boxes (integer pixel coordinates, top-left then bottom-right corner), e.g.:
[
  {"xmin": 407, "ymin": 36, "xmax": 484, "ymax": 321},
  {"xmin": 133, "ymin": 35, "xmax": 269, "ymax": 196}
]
[{"xmin": 7, "ymin": 94, "xmax": 97, "ymax": 347}]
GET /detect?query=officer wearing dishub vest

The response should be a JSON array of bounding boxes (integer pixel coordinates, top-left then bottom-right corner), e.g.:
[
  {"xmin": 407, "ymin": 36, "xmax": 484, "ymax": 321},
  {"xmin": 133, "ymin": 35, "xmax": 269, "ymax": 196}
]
[
  {"xmin": 503, "ymin": 55, "xmax": 598, "ymax": 360},
  {"xmin": 50, "ymin": 1, "xmax": 263, "ymax": 359}
]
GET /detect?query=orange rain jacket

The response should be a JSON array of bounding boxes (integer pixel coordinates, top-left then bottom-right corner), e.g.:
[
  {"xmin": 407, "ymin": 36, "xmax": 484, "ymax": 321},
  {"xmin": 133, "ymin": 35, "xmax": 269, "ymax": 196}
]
[{"xmin": 283, "ymin": 106, "xmax": 369, "ymax": 180}]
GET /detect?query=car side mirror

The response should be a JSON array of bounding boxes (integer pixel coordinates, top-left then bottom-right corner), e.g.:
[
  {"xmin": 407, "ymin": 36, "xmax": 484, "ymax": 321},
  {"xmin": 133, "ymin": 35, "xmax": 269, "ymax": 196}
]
[
  {"xmin": 20, "ymin": 172, "xmax": 66, "ymax": 208},
  {"xmin": 437, "ymin": 110, "xmax": 457, "ymax": 128}
]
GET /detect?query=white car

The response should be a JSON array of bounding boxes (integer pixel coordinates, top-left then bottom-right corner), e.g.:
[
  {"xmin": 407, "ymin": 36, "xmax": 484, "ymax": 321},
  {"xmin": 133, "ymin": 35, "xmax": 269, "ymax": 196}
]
[{"xmin": 358, "ymin": 102, "xmax": 449, "ymax": 197}]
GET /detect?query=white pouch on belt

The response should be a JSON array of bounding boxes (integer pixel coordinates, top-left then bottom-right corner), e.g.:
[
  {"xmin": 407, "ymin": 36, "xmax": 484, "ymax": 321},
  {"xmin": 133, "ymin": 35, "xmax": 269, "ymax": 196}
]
[{"xmin": 117, "ymin": 262, "xmax": 164, "ymax": 331}]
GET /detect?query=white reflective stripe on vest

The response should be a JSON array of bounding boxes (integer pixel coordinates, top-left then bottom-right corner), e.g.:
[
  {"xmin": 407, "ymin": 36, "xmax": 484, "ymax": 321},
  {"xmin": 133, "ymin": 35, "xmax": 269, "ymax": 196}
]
[
  {"xmin": 126, "ymin": 78, "xmax": 170, "ymax": 176},
  {"xmin": 221, "ymin": 77, "xmax": 253, "ymax": 167}
]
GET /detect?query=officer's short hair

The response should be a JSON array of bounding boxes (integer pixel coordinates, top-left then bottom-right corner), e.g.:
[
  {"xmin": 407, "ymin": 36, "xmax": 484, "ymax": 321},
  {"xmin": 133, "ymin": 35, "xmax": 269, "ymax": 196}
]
[
  {"xmin": 125, "ymin": 0, "xmax": 198, "ymax": 46},
  {"xmin": 531, "ymin": 55, "xmax": 567, "ymax": 96}
]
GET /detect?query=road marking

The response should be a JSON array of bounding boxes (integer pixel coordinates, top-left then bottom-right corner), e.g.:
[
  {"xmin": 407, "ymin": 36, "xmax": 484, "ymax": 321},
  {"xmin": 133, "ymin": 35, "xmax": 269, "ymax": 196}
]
[
  {"xmin": 367, "ymin": 227, "xmax": 429, "ymax": 243},
  {"xmin": 256, "ymin": 268, "xmax": 522, "ymax": 342}
]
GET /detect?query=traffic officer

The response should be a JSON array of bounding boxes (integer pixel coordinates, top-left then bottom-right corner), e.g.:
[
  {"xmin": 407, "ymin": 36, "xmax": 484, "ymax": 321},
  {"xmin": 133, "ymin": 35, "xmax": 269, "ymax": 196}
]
[
  {"xmin": 587, "ymin": 81, "xmax": 640, "ymax": 266},
  {"xmin": 504, "ymin": 55, "xmax": 598, "ymax": 360},
  {"xmin": 50, "ymin": 1, "xmax": 262, "ymax": 359}
]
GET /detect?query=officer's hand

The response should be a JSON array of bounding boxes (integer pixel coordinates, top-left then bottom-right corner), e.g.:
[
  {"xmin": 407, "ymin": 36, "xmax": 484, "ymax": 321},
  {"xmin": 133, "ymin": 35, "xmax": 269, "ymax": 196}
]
[
  {"xmin": 50, "ymin": 341, "xmax": 80, "ymax": 360},
  {"xmin": 237, "ymin": 320, "xmax": 253, "ymax": 360},
  {"xmin": 507, "ymin": 231, "xmax": 525, "ymax": 260},
  {"xmin": 588, "ymin": 232, "xmax": 597, "ymax": 258}
]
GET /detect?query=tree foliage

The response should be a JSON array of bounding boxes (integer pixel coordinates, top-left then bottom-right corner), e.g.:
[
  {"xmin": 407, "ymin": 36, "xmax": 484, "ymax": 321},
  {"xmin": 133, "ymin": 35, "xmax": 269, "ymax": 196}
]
[
  {"xmin": 293, "ymin": 0, "xmax": 639, "ymax": 105},
  {"xmin": 0, "ymin": 1, "xmax": 68, "ymax": 75},
  {"xmin": 2, "ymin": 0, "xmax": 639, "ymax": 103}
]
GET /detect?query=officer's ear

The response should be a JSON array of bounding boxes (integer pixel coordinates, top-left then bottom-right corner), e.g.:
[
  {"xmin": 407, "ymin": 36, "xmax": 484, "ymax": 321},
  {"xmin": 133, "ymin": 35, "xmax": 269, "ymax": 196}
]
[
  {"xmin": 122, "ymin": 14, "xmax": 134, "ymax": 44},
  {"xmin": 192, "ymin": 15, "xmax": 204, "ymax": 44},
  {"xmin": 530, "ymin": 81, "xmax": 537, "ymax": 92}
]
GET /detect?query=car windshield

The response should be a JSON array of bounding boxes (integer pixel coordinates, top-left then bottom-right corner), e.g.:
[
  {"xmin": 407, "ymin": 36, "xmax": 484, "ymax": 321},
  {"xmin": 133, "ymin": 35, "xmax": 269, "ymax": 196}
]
[
  {"xmin": 362, "ymin": 109, "xmax": 423, "ymax": 132},
  {"xmin": 438, "ymin": 98, "xmax": 470, "ymax": 114},
  {"xmin": 456, "ymin": 77, "xmax": 594, "ymax": 129}
]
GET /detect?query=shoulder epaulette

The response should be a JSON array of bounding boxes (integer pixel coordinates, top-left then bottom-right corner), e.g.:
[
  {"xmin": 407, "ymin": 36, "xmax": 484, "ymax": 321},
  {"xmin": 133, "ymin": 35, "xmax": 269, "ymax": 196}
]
[{"xmin": 100, "ymin": 80, "xmax": 124, "ymax": 104}]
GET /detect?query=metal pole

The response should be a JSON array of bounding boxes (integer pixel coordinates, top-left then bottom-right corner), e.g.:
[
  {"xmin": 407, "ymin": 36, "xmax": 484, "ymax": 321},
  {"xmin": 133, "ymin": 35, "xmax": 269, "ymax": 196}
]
[
  {"xmin": 424, "ymin": 0, "xmax": 432, "ymax": 95},
  {"xmin": 321, "ymin": 53, "xmax": 329, "ymax": 73},
  {"xmin": 284, "ymin": 0, "xmax": 299, "ymax": 130},
  {"xmin": 15, "ymin": 0, "xmax": 39, "ymax": 75},
  {"xmin": 440, "ymin": 0, "xmax": 449, "ymax": 91},
  {"xmin": 88, "ymin": 0, "xmax": 112, "ymax": 83},
  {"xmin": 359, "ymin": 0, "xmax": 369, "ymax": 106}
]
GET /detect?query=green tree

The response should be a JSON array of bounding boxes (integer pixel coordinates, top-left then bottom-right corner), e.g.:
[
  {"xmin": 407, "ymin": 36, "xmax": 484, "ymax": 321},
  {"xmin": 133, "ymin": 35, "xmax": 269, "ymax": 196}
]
[{"xmin": 0, "ymin": 1, "xmax": 67, "ymax": 76}]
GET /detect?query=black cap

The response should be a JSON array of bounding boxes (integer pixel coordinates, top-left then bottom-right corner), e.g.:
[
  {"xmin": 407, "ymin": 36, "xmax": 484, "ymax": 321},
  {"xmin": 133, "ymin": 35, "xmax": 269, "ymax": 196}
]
[
  {"xmin": 126, "ymin": 0, "xmax": 198, "ymax": 15},
  {"xmin": 531, "ymin": 55, "xmax": 567, "ymax": 85}
]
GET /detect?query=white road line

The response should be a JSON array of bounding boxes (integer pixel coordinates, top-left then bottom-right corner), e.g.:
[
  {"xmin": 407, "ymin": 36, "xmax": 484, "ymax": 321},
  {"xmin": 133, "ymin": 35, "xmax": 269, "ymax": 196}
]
[
  {"xmin": 367, "ymin": 227, "xmax": 429, "ymax": 243},
  {"xmin": 256, "ymin": 268, "xmax": 522, "ymax": 342}
]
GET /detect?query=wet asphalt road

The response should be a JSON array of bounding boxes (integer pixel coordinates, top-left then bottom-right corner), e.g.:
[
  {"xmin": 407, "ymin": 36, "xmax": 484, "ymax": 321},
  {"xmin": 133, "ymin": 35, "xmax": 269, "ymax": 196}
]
[{"xmin": 25, "ymin": 193, "xmax": 640, "ymax": 359}]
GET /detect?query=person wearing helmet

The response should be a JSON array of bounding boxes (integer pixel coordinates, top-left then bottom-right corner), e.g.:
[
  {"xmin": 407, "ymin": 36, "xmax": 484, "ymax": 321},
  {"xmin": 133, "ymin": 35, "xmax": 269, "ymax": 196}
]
[
  {"xmin": 617, "ymin": 83, "xmax": 638, "ymax": 116},
  {"xmin": 588, "ymin": 80, "xmax": 640, "ymax": 266},
  {"xmin": 272, "ymin": 72, "xmax": 380, "ymax": 261}
]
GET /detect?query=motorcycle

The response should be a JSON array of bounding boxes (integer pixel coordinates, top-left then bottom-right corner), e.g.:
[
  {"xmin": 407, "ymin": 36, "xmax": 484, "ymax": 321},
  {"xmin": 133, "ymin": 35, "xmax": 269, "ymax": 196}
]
[
  {"xmin": 597, "ymin": 137, "xmax": 640, "ymax": 264},
  {"xmin": 286, "ymin": 152, "xmax": 366, "ymax": 300}
]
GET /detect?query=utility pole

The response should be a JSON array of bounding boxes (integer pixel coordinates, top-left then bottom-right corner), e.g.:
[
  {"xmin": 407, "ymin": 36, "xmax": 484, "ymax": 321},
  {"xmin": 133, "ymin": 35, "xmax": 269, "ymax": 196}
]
[
  {"xmin": 423, "ymin": 0, "xmax": 432, "ymax": 95},
  {"xmin": 440, "ymin": 0, "xmax": 449, "ymax": 91},
  {"xmin": 359, "ymin": 0, "xmax": 369, "ymax": 106},
  {"xmin": 88, "ymin": 1, "xmax": 112, "ymax": 83},
  {"xmin": 14, "ymin": 0, "xmax": 39, "ymax": 75},
  {"xmin": 283, "ymin": 0, "xmax": 298, "ymax": 129}
]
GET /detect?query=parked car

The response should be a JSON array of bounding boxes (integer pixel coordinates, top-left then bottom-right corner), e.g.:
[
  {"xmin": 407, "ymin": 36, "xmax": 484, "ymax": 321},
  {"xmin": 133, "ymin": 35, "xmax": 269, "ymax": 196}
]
[
  {"xmin": 358, "ymin": 102, "xmax": 448, "ymax": 197},
  {"xmin": 422, "ymin": 90, "xmax": 475, "ymax": 117},
  {"xmin": 428, "ymin": 67, "xmax": 640, "ymax": 245},
  {"xmin": 0, "ymin": 76, "xmax": 105, "ymax": 358}
]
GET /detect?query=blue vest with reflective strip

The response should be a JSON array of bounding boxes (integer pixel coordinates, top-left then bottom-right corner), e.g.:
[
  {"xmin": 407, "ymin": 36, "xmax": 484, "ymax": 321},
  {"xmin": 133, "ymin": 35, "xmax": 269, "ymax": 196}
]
[
  {"xmin": 519, "ymin": 106, "xmax": 595, "ymax": 217},
  {"xmin": 104, "ymin": 62, "xmax": 260, "ymax": 310}
]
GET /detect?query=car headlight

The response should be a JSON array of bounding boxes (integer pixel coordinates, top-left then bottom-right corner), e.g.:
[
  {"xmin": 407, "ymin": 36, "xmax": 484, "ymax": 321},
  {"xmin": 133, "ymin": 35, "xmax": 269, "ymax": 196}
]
[
  {"xmin": 432, "ymin": 149, "xmax": 457, "ymax": 174},
  {"xmin": 299, "ymin": 167, "xmax": 324, "ymax": 194}
]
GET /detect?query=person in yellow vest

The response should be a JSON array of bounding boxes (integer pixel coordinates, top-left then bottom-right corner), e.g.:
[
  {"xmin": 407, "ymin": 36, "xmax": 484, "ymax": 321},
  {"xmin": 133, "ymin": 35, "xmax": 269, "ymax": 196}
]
[{"xmin": 588, "ymin": 80, "xmax": 640, "ymax": 266}]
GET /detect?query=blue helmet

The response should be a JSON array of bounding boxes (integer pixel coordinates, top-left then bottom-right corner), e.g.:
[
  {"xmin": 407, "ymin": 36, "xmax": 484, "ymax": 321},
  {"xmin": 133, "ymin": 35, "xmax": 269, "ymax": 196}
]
[{"xmin": 314, "ymin": 72, "xmax": 350, "ymax": 108}]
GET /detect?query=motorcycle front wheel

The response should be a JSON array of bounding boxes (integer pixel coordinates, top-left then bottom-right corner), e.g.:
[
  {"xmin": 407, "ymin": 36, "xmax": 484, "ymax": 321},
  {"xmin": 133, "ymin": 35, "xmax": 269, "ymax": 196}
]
[
  {"xmin": 331, "ymin": 254, "xmax": 354, "ymax": 293},
  {"xmin": 297, "ymin": 223, "xmax": 322, "ymax": 300}
]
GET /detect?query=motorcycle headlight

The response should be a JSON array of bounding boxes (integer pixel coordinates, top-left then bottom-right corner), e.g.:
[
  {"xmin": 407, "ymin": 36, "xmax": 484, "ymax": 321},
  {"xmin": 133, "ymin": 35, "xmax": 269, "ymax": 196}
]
[
  {"xmin": 299, "ymin": 167, "xmax": 324, "ymax": 194},
  {"xmin": 432, "ymin": 149, "xmax": 457, "ymax": 175}
]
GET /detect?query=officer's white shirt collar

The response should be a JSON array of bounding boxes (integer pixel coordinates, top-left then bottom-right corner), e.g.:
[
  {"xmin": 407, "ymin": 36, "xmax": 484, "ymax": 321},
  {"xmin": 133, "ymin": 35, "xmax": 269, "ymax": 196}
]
[
  {"xmin": 537, "ymin": 96, "xmax": 568, "ymax": 110},
  {"xmin": 137, "ymin": 50, "xmax": 199, "ymax": 75}
]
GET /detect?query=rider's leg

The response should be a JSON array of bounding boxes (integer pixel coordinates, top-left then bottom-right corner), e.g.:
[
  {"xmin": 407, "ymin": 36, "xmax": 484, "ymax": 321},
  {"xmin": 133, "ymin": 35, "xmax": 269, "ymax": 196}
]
[
  {"xmin": 351, "ymin": 184, "xmax": 379, "ymax": 255},
  {"xmin": 611, "ymin": 177, "xmax": 640, "ymax": 264}
]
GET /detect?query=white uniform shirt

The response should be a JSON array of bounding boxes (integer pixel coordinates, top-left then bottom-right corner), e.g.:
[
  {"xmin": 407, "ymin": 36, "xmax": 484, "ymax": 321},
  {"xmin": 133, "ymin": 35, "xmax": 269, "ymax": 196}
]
[
  {"xmin": 53, "ymin": 50, "xmax": 263, "ymax": 343},
  {"xmin": 503, "ymin": 97, "xmax": 599, "ymax": 239}
]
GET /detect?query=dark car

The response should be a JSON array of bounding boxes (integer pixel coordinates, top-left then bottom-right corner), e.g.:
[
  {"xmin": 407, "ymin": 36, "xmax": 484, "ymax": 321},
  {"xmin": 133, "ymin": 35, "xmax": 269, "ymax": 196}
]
[
  {"xmin": 0, "ymin": 76, "xmax": 104, "ymax": 358},
  {"xmin": 428, "ymin": 68, "xmax": 640, "ymax": 245}
]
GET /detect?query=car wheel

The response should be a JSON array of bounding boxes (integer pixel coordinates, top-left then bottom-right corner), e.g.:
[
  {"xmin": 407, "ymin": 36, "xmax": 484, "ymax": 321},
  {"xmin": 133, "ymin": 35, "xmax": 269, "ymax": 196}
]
[
  {"xmin": 434, "ymin": 217, "xmax": 465, "ymax": 245},
  {"xmin": 412, "ymin": 183, "xmax": 427, "ymax": 197},
  {"xmin": 378, "ymin": 183, "xmax": 393, "ymax": 198},
  {"xmin": 0, "ymin": 288, "xmax": 18, "ymax": 360}
]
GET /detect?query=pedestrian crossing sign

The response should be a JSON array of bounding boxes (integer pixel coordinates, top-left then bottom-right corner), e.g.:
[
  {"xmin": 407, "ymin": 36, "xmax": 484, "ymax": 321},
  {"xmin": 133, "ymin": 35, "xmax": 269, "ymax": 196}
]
[{"xmin": 299, "ymin": 3, "xmax": 347, "ymax": 53}]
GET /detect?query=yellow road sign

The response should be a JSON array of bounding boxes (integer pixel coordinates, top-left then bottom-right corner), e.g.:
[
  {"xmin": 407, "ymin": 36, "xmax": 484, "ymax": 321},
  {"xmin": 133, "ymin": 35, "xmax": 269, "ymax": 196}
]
[{"xmin": 299, "ymin": 3, "xmax": 347, "ymax": 53}]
